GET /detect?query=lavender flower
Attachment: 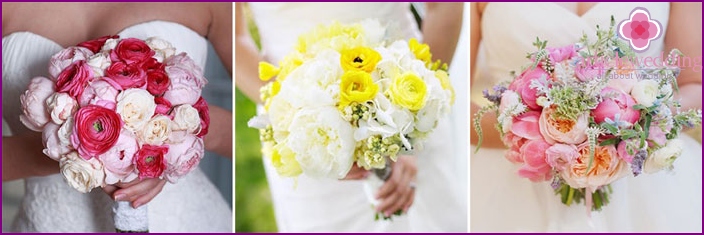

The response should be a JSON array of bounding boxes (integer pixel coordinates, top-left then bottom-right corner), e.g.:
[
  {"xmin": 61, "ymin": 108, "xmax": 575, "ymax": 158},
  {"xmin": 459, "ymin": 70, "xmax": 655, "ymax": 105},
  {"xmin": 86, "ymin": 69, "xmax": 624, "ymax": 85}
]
[
  {"xmin": 483, "ymin": 85, "xmax": 507, "ymax": 105},
  {"xmin": 631, "ymin": 149, "xmax": 647, "ymax": 177}
]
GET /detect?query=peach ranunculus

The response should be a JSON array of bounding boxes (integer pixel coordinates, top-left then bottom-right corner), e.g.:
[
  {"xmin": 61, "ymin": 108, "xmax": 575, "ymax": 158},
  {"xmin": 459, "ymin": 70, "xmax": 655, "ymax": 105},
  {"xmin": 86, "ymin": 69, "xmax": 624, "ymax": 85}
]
[
  {"xmin": 561, "ymin": 142, "xmax": 628, "ymax": 189},
  {"xmin": 539, "ymin": 106, "xmax": 588, "ymax": 145}
]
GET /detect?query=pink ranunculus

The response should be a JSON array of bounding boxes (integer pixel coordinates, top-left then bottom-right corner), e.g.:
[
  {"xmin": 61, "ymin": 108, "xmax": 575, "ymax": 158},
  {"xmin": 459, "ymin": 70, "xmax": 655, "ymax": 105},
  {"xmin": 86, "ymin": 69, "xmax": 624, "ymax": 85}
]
[
  {"xmin": 545, "ymin": 143, "xmax": 579, "ymax": 171},
  {"xmin": 42, "ymin": 122, "xmax": 72, "ymax": 161},
  {"xmin": 55, "ymin": 61, "xmax": 94, "ymax": 99},
  {"xmin": 109, "ymin": 38, "xmax": 155, "ymax": 64},
  {"xmin": 574, "ymin": 57, "xmax": 607, "ymax": 82},
  {"xmin": 539, "ymin": 106, "xmax": 589, "ymax": 145},
  {"xmin": 77, "ymin": 35, "xmax": 119, "ymax": 54},
  {"xmin": 49, "ymin": 47, "xmax": 95, "ymax": 80},
  {"xmin": 105, "ymin": 61, "xmax": 147, "ymax": 90},
  {"xmin": 547, "ymin": 45, "xmax": 577, "ymax": 63},
  {"xmin": 510, "ymin": 111, "xmax": 543, "ymax": 141},
  {"xmin": 71, "ymin": 105, "xmax": 123, "ymax": 159},
  {"xmin": 20, "ymin": 77, "xmax": 55, "ymax": 131},
  {"xmin": 517, "ymin": 139, "xmax": 553, "ymax": 182},
  {"xmin": 616, "ymin": 138, "xmax": 641, "ymax": 163},
  {"xmin": 134, "ymin": 144, "xmax": 169, "ymax": 179},
  {"xmin": 647, "ymin": 123, "xmax": 669, "ymax": 147},
  {"xmin": 79, "ymin": 78, "xmax": 120, "ymax": 107},
  {"xmin": 162, "ymin": 53, "xmax": 206, "ymax": 106},
  {"xmin": 509, "ymin": 68, "xmax": 548, "ymax": 110},
  {"xmin": 592, "ymin": 87, "xmax": 641, "ymax": 125},
  {"xmin": 193, "ymin": 97, "xmax": 210, "ymax": 137},
  {"xmin": 164, "ymin": 134, "xmax": 204, "ymax": 183},
  {"xmin": 100, "ymin": 130, "xmax": 139, "ymax": 184},
  {"xmin": 562, "ymin": 143, "xmax": 628, "ymax": 189}
]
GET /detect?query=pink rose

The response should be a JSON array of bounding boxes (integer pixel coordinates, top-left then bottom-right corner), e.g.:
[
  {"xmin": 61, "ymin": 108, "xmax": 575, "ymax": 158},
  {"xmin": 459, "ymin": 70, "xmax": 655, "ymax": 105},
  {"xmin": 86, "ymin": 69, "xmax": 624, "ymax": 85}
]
[
  {"xmin": 517, "ymin": 139, "xmax": 553, "ymax": 182},
  {"xmin": 20, "ymin": 77, "xmax": 55, "ymax": 131},
  {"xmin": 509, "ymin": 68, "xmax": 548, "ymax": 110},
  {"xmin": 71, "ymin": 105, "xmax": 123, "ymax": 159},
  {"xmin": 545, "ymin": 143, "xmax": 579, "ymax": 171},
  {"xmin": 109, "ymin": 38, "xmax": 155, "ymax": 64},
  {"xmin": 616, "ymin": 138, "xmax": 641, "ymax": 163},
  {"xmin": 46, "ymin": 93, "xmax": 78, "ymax": 125},
  {"xmin": 647, "ymin": 123, "xmax": 669, "ymax": 147},
  {"xmin": 49, "ymin": 47, "xmax": 94, "ymax": 80},
  {"xmin": 575, "ymin": 57, "xmax": 607, "ymax": 82},
  {"xmin": 99, "ymin": 130, "xmax": 139, "ymax": 184},
  {"xmin": 79, "ymin": 78, "xmax": 120, "ymax": 107},
  {"xmin": 77, "ymin": 35, "xmax": 119, "ymax": 54},
  {"xmin": 193, "ymin": 97, "xmax": 210, "ymax": 137},
  {"xmin": 547, "ymin": 45, "xmax": 577, "ymax": 63},
  {"xmin": 55, "ymin": 61, "xmax": 94, "ymax": 99},
  {"xmin": 592, "ymin": 87, "xmax": 641, "ymax": 126},
  {"xmin": 510, "ymin": 111, "xmax": 543, "ymax": 141},
  {"xmin": 42, "ymin": 122, "xmax": 72, "ymax": 161},
  {"xmin": 164, "ymin": 135, "xmax": 204, "ymax": 183},
  {"xmin": 105, "ymin": 61, "xmax": 147, "ymax": 89},
  {"xmin": 539, "ymin": 106, "xmax": 588, "ymax": 145},
  {"xmin": 162, "ymin": 53, "xmax": 206, "ymax": 106},
  {"xmin": 503, "ymin": 132, "xmax": 528, "ymax": 164},
  {"xmin": 134, "ymin": 144, "xmax": 168, "ymax": 179},
  {"xmin": 561, "ymin": 143, "xmax": 628, "ymax": 189}
]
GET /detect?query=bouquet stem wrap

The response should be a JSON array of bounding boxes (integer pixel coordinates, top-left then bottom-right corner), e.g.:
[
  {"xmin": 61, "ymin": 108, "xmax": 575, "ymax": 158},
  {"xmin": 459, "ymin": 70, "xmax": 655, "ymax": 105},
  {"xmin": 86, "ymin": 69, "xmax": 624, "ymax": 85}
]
[{"xmin": 113, "ymin": 201, "xmax": 149, "ymax": 233}]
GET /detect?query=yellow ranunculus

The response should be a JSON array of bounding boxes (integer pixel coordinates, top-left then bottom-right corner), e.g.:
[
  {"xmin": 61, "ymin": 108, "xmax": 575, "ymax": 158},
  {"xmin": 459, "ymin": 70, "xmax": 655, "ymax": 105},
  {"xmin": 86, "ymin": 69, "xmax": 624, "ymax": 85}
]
[
  {"xmin": 409, "ymin": 38, "xmax": 432, "ymax": 64},
  {"xmin": 340, "ymin": 47, "xmax": 381, "ymax": 73},
  {"xmin": 259, "ymin": 62, "xmax": 280, "ymax": 81},
  {"xmin": 339, "ymin": 70, "xmax": 379, "ymax": 108},
  {"xmin": 271, "ymin": 144, "xmax": 302, "ymax": 177},
  {"xmin": 388, "ymin": 72, "xmax": 427, "ymax": 111},
  {"xmin": 435, "ymin": 70, "xmax": 455, "ymax": 104},
  {"xmin": 263, "ymin": 80, "xmax": 282, "ymax": 111}
]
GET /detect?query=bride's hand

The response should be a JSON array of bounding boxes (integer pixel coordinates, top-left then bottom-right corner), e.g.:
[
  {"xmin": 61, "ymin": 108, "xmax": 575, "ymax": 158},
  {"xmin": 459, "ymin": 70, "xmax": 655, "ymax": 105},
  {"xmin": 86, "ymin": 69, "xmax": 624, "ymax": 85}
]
[
  {"xmin": 103, "ymin": 178, "xmax": 167, "ymax": 209},
  {"xmin": 341, "ymin": 163, "xmax": 370, "ymax": 180},
  {"xmin": 375, "ymin": 155, "xmax": 417, "ymax": 217}
]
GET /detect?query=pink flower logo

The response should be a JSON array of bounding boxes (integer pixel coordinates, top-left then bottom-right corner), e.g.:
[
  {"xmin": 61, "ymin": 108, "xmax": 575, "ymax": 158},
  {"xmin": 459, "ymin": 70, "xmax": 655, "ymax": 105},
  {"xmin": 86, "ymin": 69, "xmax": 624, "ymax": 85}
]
[{"xmin": 618, "ymin": 7, "xmax": 662, "ymax": 52}]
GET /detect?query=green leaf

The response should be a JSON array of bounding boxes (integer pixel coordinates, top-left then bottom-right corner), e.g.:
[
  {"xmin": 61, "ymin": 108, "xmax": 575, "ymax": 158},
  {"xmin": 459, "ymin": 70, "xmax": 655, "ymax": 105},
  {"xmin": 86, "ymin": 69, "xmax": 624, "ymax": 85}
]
[
  {"xmin": 601, "ymin": 122, "xmax": 619, "ymax": 134},
  {"xmin": 599, "ymin": 138, "xmax": 619, "ymax": 146},
  {"xmin": 632, "ymin": 104, "xmax": 649, "ymax": 110},
  {"xmin": 641, "ymin": 115, "xmax": 652, "ymax": 149}
]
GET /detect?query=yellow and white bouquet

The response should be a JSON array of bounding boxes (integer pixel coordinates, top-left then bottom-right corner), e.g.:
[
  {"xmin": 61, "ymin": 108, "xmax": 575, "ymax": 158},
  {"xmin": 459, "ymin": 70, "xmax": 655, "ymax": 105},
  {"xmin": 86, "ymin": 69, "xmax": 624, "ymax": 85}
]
[{"xmin": 248, "ymin": 19, "xmax": 454, "ymax": 181}]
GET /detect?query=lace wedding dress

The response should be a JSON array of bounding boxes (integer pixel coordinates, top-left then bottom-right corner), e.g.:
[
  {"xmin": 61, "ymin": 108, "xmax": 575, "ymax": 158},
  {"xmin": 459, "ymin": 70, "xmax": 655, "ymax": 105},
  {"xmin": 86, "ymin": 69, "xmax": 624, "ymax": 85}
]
[
  {"xmin": 470, "ymin": 2, "xmax": 701, "ymax": 232},
  {"xmin": 248, "ymin": 2, "xmax": 468, "ymax": 232},
  {"xmin": 2, "ymin": 21, "xmax": 232, "ymax": 232}
]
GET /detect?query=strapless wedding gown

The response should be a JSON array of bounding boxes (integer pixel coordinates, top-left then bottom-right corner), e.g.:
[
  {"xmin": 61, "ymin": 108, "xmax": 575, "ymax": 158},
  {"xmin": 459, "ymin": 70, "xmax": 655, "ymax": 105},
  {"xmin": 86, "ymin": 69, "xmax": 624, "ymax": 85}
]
[
  {"xmin": 471, "ymin": 2, "xmax": 702, "ymax": 232},
  {"xmin": 248, "ymin": 2, "xmax": 467, "ymax": 232},
  {"xmin": 2, "ymin": 21, "xmax": 232, "ymax": 232}
]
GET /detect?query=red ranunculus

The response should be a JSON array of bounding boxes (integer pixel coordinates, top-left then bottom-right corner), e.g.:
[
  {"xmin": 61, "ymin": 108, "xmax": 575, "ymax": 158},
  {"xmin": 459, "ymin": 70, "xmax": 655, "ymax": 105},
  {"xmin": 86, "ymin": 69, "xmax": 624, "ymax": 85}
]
[
  {"xmin": 70, "ymin": 105, "xmax": 123, "ymax": 159},
  {"xmin": 193, "ymin": 97, "xmax": 210, "ymax": 137},
  {"xmin": 134, "ymin": 145, "xmax": 168, "ymax": 179},
  {"xmin": 142, "ymin": 58, "xmax": 166, "ymax": 72},
  {"xmin": 110, "ymin": 38, "xmax": 155, "ymax": 64},
  {"xmin": 105, "ymin": 61, "xmax": 147, "ymax": 89},
  {"xmin": 56, "ymin": 61, "xmax": 94, "ymax": 99},
  {"xmin": 154, "ymin": 97, "xmax": 173, "ymax": 117},
  {"xmin": 77, "ymin": 35, "xmax": 119, "ymax": 53},
  {"xmin": 147, "ymin": 70, "xmax": 170, "ymax": 96}
]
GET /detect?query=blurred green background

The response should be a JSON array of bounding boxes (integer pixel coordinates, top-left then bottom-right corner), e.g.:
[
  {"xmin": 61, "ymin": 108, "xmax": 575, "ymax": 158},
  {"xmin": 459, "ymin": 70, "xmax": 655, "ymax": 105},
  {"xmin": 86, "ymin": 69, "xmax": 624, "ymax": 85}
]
[{"xmin": 234, "ymin": 5, "xmax": 278, "ymax": 233}]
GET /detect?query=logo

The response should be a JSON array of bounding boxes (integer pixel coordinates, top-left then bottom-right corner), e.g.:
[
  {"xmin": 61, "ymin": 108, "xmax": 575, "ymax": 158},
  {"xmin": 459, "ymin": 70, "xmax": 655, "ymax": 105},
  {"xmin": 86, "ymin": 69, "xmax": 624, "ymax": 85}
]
[{"xmin": 618, "ymin": 7, "xmax": 662, "ymax": 52}]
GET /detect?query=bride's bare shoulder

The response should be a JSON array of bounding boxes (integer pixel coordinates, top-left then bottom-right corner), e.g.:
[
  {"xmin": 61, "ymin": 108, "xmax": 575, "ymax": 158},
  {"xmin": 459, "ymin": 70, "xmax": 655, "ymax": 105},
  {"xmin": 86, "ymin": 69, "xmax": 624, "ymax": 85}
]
[{"xmin": 473, "ymin": 2, "xmax": 489, "ymax": 15}]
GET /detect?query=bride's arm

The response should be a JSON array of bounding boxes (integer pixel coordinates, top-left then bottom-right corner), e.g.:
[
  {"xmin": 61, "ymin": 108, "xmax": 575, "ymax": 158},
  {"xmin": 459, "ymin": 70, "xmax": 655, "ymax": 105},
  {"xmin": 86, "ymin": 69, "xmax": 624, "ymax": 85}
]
[
  {"xmin": 422, "ymin": 2, "xmax": 464, "ymax": 65},
  {"xmin": 2, "ymin": 132, "xmax": 58, "ymax": 181},
  {"xmin": 469, "ymin": 2, "xmax": 504, "ymax": 148},
  {"xmin": 666, "ymin": 2, "xmax": 702, "ymax": 112},
  {"xmin": 234, "ymin": 2, "xmax": 265, "ymax": 103}
]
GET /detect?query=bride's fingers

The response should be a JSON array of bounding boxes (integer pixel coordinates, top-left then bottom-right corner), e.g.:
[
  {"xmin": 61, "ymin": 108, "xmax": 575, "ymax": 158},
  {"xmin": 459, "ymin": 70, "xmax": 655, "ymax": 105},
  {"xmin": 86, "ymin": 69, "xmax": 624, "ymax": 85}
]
[
  {"xmin": 375, "ymin": 163, "xmax": 403, "ymax": 199},
  {"xmin": 131, "ymin": 179, "xmax": 167, "ymax": 208},
  {"xmin": 113, "ymin": 178, "xmax": 162, "ymax": 202},
  {"xmin": 342, "ymin": 164, "xmax": 369, "ymax": 180},
  {"xmin": 102, "ymin": 185, "xmax": 118, "ymax": 196},
  {"xmin": 380, "ymin": 167, "xmax": 415, "ymax": 215},
  {"xmin": 402, "ymin": 188, "xmax": 416, "ymax": 214}
]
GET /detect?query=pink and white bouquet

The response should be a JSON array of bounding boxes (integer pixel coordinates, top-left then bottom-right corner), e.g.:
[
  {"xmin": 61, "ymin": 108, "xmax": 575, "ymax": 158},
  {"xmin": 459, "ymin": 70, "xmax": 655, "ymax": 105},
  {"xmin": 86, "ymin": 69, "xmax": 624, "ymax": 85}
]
[
  {"xmin": 474, "ymin": 18, "xmax": 702, "ymax": 212},
  {"xmin": 19, "ymin": 35, "xmax": 210, "ymax": 232}
]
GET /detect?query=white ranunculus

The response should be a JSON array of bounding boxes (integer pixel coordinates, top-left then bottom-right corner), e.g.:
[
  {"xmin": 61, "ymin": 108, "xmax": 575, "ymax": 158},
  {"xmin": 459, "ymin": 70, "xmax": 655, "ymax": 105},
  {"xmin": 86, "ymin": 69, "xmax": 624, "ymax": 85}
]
[
  {"xmin": 46, "ymin": 93, "xmax": 78, "ymax": 125},
  {"xmin": 140, "ymin": 115, "xmax": 173, "ymax": 145},
  {"xmin": 101, "ymin": 38, "xmax": 119, "ymax": 51},
  {"xmin": 146, "ymin": 37, "xmax": 176, "ymax": 62},
  {"xmin": 644, "ymin": 139, "xmax": 683, "ymax": 174},
  {"xmin": 631, "ymin": 79, "xmax": 660, "ymax": 107},
  {"xmin": 286, "ymin": 106, "xmax": 355, "ymax": 179},
  {"xmin": 59, "ymin": 151, "xmax": 105, "ymax": 193},
  {"xmin": 172, "ymin": 104, "xmax": 201, "ymax": 134},
  {"xmin": 86, "ymin": 52, "xmax": 111, "ymax": 77},
  {"xmin": 116, "ymin": 89, "xmax": 157, "ymax": 132}
]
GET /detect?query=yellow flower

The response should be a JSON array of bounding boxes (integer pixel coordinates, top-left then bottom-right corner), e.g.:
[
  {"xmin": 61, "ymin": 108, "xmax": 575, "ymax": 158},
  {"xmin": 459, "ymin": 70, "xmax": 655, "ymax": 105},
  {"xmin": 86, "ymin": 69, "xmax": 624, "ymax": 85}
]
[
  {"xmin": 263, "ymin": 81, "xmax": 281, "ymax": 111},
  {"xmin": 435, "ymin": 70, "xmax": 455, "ymax": 104},
  {"xmin": 409, "ymin": 38, "xmax": 432, "ymax": 64},
  {"xmin": 340, "ymin": 47, "xmax": 381, "ymax": 73},
  {"xmin": 339, "ymin": 70, "xmax": 379, "ymax": 108},
  {"xmin": 295, "ymin": 21, "xmax": 365, "ymax": 55},
  {"xmin": 271, "ymin": 144, "xmax": 302, "ymax": 177},
  {"xmin": 388, "ymin": 72, "xmax": 427, "ymax": 111},
  {"xmin": 277, "ymin": 54, "xmax": 304, "ymax": 81},
  {"xmin": 259, "ymin": 62, "xmax": 280, "ymax": 81}
]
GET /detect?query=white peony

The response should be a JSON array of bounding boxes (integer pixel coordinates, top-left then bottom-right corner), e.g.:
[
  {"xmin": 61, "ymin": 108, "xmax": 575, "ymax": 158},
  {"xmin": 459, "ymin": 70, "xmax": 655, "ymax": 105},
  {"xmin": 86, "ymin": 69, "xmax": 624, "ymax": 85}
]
[
  {"xmin": 172, "ymin": 104, "xmax": 201, "ymax": 134},
  {"xmin": 286, "ymin": 106, "xmax": 355, "ymax": 179},
  {"xmin": 644, "ymin": 139, "xmax": 683, "ymax": 174},
  {"xmin": 116, "ymin": 89, "xmax": 157, "ymax": 132},
  {"xmin": 101, "ymin": 38, "xmax": 119, "ymax": 51},
  {"xmin": 59, "ymin": 151, "xmax": 105, "ymax": 193},
  {"xmin": 631, "ymin": 79, "xmax": 660, "ymax": 107},
  {"xmin": 42, "ymin": 123, "xmax": 72, "ymax": 161},
  {"xmin": 355, "ymin": 94, "xmax": 414, "ymax": 148},
  {"xmin": 146, "ymin": 37, "xmax": 176, "ymax": 62},
  {"xmin": 46, "ymin": 93, "xmax": 78, "ymax": 125},
  {"xmin": 86, "ymin": 52, "xmax": 111, "ymax": 77},
  {"xmin": 139, "ymin": 115, "xmax": 172, "ymax": 145}
]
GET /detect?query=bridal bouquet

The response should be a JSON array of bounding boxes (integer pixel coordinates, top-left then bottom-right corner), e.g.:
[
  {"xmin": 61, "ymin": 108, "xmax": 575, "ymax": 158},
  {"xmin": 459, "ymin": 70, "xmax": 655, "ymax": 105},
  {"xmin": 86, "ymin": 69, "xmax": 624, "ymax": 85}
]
[
  {"xmin": 249, "ymin": 20, "xmax": 454, "ymax": 219},
  {"xmin": 474, "ymin": 17, "xmax": 702, "ymax": 212},
  {"xmin": 19, "ymin": 35, "xmax": 209, "ymax": 232}
]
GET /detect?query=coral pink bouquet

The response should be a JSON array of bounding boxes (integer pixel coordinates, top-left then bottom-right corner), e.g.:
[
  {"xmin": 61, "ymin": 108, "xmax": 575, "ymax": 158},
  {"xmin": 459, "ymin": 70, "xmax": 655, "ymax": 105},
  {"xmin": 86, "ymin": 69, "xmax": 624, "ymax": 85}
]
[
  {"xmin": 20, "ymin": 35, "xmax": 210, "ymax": 232},
  {"xmin": 474, "ymin": 17, "xmax": 701, "ymax": 212}
]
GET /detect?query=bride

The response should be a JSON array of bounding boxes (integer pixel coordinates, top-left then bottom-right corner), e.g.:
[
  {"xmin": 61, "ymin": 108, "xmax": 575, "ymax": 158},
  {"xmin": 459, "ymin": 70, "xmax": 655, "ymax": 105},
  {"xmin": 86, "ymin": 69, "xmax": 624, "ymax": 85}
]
[
  {"xmin": 235, "ymin": 2, "xmax": 467, "ymax": 232},
  {"xmin": 2, "ymin": 3, "xmax": 233, "ymax": 232},
  {"xmin": 470, "ymin": 2, "xmax": 702, "ymax": 232}
]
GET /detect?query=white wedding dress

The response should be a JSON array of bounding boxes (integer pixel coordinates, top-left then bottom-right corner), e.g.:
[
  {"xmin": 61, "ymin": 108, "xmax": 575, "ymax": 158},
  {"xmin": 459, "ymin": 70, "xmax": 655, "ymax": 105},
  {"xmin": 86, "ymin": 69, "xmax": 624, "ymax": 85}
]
[
  {"xmin": 471, "ymin": 2, "xmax": 702, "ymax": 232},
  {"xmin": 248, "ymin": 2, "xmax": 468, "ymax": 232},
  {"xmin": 2, "ymin": 21, "xmax": 232, "ymax": 232}
]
